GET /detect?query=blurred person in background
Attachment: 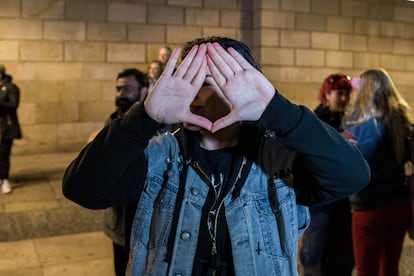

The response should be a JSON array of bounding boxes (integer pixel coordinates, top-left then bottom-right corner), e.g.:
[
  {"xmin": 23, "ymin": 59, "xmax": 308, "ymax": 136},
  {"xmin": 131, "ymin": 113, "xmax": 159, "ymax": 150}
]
[
  {"xmin": 0, "ymin": 64, "xmax": 22, "ymax": 194},
  {"xmin": 343, "ymin": 68, "xmax": 413, "ymax": 276},
  {"xmin": 300, "ymin": 73, "xmax": 354, "ymax": 276},
  {"xmin": 101, "ymin": 68, "xmax": 148, "ymax": 276},
  {"xmin": 158, "ymin": 45, "xmax": 172, "ymax": 66},
  {"xmin": 147, "ymin": 60, "xmax": 164, "ymax": 91}
]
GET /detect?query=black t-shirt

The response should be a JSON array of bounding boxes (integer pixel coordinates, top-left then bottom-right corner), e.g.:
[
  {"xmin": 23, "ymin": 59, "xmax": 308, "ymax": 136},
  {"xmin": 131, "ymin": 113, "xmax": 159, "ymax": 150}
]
[{"xmin": 192, "ymin": 147, "xmax": 236, "ymax": 276}]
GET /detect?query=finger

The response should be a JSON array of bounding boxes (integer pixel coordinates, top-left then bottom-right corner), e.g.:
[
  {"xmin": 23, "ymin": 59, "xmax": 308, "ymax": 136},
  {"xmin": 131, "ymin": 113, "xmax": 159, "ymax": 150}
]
[
  {"xmin": 207, "ymin": 55, "xmax": 226, "ymax": 87},
  {"xmin": 191, "ymin": 56, "xmax": 207, "ymax": 89},
  {"xmin": 210, "ymin": 113, "xmax": 239, "ymax": 133},
  {"xmin": 212, "ymin": 42, "xmax": 244, "ymax": 73},
  {"xmin": 162, "ymin": 48, "xmax": 181, "ymax": 76},
  {"xmin": 174, "ymin": 45, "xmax": 199, "ymax": 79},
  {"xmin": 207, "ymin": 43, "xmax": 234, "ymax": 80},
  {"xmin": 183, "ymin": 44, "xmax": 207, "ymax": 83},
  {"xmin": 227, "ymin": 47, "xmax": 255, "ymax": 71},
  {"xmin": 185, "ymin": 113, "xmax": 213, "ymax": 131}
]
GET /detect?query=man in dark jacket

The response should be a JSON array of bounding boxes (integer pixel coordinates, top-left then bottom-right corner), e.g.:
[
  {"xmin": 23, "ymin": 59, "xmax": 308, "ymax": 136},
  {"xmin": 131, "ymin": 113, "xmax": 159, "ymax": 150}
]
[
  {"xmin": 63, "ymin": 37, "xmax": 370, "ymax": 275},
  {"xmin": 102, "ymin": 68, "xmax": 148, "ymax": 276},
  {"xmin": 0, "ymin": 64, "xmax": 22, "ymax": 194}
]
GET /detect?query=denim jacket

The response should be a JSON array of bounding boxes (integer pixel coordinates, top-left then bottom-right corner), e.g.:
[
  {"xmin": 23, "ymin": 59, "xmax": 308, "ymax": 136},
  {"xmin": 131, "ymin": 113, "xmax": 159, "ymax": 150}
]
[{"xmin": 127, "ymin": 132, "xmax": 310, "ymax": 276}]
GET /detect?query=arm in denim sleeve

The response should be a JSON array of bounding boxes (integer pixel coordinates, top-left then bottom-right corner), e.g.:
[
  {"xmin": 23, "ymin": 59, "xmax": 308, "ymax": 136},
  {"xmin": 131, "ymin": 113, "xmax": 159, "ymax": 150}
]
[
  {"xmin": 257, "ymin": 90, "xmax": 370, "ymax": 205},
  {"xmin": 62, "ymin": 103, "xmax": 162, "ymax": 209}
]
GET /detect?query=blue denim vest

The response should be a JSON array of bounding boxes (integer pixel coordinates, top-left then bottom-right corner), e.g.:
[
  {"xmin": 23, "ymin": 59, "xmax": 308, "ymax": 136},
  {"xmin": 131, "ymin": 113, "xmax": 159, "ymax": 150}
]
[{"xmin": 127, "ymin": 132, "xmax": 310, "ymax": 275}]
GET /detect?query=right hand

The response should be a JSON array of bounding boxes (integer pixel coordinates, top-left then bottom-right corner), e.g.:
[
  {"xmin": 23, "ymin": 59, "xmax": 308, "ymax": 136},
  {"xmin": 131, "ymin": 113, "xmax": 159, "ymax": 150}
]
[{"xmin": 144, "ymin": 44, "xmax": 212, "ymax": 131}]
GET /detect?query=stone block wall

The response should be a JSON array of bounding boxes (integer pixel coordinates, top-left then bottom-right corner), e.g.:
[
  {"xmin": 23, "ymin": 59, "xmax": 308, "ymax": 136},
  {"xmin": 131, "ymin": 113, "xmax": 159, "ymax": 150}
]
[{"xmin": 0, "ymin": 0, "xmax": 413, "ymax": 154}]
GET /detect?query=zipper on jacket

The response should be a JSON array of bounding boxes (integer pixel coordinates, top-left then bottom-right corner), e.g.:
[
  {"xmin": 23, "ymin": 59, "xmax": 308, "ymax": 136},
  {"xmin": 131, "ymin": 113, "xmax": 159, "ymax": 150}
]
[{"xmin": 192, "ymin": 157, "xmax": 247, "ymax": 256}]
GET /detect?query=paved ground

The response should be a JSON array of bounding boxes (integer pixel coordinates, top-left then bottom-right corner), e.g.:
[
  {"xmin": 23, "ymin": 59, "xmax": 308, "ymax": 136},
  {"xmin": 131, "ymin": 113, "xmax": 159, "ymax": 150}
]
[{"xmin": 0, "ymin": 151, "xmax": 413, "ymax": 275}]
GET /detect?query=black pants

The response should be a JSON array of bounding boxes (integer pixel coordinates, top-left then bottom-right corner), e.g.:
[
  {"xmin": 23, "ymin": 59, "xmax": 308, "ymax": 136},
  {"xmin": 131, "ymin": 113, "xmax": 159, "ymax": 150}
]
[
  {"xmin": 113, "ymin": 242, "xmax": 129, "ymax": 276},
  {"xmin": 0, "ymin": 139, "xmax": 13, "ymax": 179}
]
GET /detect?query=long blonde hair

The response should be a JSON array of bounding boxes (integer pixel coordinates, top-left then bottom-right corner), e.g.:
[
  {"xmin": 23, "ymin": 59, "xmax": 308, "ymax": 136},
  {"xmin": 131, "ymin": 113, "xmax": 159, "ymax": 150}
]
[{"xmin": 344, "ymin": 68, "xmax": 414, "ymax": 163}]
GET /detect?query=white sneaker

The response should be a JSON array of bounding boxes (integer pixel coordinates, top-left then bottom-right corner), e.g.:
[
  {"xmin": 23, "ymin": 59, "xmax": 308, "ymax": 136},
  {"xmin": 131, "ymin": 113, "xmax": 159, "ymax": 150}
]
[{"xmin": 2, "ymin": 179, "xmax": 12, "ymax": 194}]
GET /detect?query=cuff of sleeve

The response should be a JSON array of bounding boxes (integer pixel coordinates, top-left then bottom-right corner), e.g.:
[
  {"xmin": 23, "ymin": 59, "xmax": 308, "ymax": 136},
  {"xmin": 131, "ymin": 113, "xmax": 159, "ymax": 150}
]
[{"xmin": 257, "ymin": 90, "xmax": 304, "ymax": 136}]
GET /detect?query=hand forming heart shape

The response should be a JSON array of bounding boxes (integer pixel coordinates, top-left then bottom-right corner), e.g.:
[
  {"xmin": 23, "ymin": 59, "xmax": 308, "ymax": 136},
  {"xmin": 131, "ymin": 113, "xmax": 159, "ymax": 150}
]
[{"xmin": 144, "ymin": 42, "xmax": 275, "ymax": 133}]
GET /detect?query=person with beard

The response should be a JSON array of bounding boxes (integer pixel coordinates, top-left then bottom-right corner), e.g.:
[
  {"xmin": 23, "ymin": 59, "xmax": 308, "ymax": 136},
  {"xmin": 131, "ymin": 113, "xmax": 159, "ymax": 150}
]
[
  {"xmin": 103, "ymin": 68, "xmax": 148, "ymax": 276},
  {"xmin": 299, "ymin": 74, "xmax": 355, "ymax": 276}
]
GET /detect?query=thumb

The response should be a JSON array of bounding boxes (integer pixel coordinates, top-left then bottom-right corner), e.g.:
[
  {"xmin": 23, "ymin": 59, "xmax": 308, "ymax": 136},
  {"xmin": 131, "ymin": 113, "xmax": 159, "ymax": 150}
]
[{"xmin": 210, "ymin": 113, "xmax": 239, "ymax": 133}]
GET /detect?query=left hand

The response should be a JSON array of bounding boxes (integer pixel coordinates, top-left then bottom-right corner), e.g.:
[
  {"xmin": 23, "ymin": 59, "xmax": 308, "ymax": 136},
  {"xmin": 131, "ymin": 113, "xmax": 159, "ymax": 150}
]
[{"xmin": 206, "ymin": 42, "xmax": 275, "ymax": 133}]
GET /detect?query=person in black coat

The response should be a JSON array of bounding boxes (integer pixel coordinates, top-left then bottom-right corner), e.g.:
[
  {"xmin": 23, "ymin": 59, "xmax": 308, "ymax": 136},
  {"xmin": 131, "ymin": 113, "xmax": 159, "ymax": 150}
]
[
  {"xmin": 0, "ymin": 64, "xmax": 22, "ymax": 194},
  {"xmin": 299, "ymin": 73, "xmax": 355, "ymax": 276}
]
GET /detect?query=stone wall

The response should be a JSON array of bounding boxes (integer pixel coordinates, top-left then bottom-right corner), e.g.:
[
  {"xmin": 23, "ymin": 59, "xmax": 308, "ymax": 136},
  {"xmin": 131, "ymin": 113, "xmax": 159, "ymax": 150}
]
[{"xmin": 0, "ymin": 0, "xmax": 413, "ymax": 154}]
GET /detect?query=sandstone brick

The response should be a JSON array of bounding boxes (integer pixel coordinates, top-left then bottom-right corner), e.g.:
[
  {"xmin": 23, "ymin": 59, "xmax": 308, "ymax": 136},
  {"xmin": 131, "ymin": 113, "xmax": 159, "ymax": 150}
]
[
  {"xmin": 280, "ymin": 30, "xmax": 310, "ymax": 48},
  {"xmin": 393, "ymin": 39, "xmax": 414, "ymax": 55},
  {"xmin": 367, "ymin": 3, "xmax": 393, "ymax": 20},
  {"xmin": 260, "ymin": 47, "xmax": 294, "ymax": 65},
  {"xmin": 202, "ymin": 28, "xmax": 237, "ymax": 39},
  {"xmin": 368, "ymin": 37, "xmax": 393, "ymax": 53},
  {"xmin": 0, "ymin": 19, "xmax": 42, "ymax": 39},
  {"xmin": 380, "ymin": 54, "xmax": 406, "ymax": 70},
  {"xmin": 167, "ymin": 26, "xmax": 202, "ymax": 44},
  {"xmin": 0, "ymin": 0, "xmax": 20, "ymax": 17},
  {"xmin": 128, "ymin": 24, "xmax": 166, "ymax": 43},
  {"xmin": 22, "ymin": 0, "xmax": 64, "ymax": 19},
  {"xmin": 58, "ymin": 122, "xmax": 96, "ymax": 146},
  {"xmin": 389, "ymin": 71, "xmax": 414, "ymax": 86},
  {"xmin": 0, "ymin": 41, "xmax": 19, "ymax": 61},
  {"xmin": 296, "ymin": 14, "xmax": 325, "ymax": 31},
  {"xmin": 296, "ymin": 49, "xmax": 324, "ymax": 66},
  {"xmin": 312, "ymin": 32, "xmax": 339, "ymax": 49},
  {"xmin": 16, "ymin": 103, "xmax": 35, "ymax": 126},
  {"xmin": 259, "ymin": 10, "xmax": 295, "ymax": 29},
  {"xmin": 35, "ymin": 102, "xmax": 79, "ymax": 124},
  {"xmin": 82, "ymin": 63, "xmax": 128, "ymax": 81},
  {"xmin": 18, "ymin": 80, "xmax": 62, "ymax": 103},
  {"xmin": 281, "ymin": 0, "xmax": 310, "ymax": 13},
  {"xmin": 169, "ymin": 0, "xmax": 202, "ymax": 7},
  {"xmin": 406, "ymin": 57, "xmax": 414, "ymax": 71},
  {"xmin": 326, "ymin": 51, "xmax": 353, "ymax": 68},
  {"xmin": 44, "ymin": 21, "xmax": 85, "ymax": 41},
  {"xmin": 61, "ymin": 81, "xmax": 103, "ymax": 102},
  {"xmin": 255, "ymin": 0, "xmax": 280, "ymax": 9},
  {"xmin": 327, "ymin": 16, "xmax": 353, "ymax": 33},
  {"xmin": 87, "ymin": 22, "xmax": 126, "ymax": 42},
  {"xmin": 254, "ymin": 29, "xmax": 279, "ymax": 47},
  {"xmin": 107, "ymin": 43, "xmax": 146, "ymax": 63},
  {"xmin": 394, "ymin": 6, "xmax": 414, "ymax": 24},
  {"xmin": 186, "ymin": 8, "xmax": 219, "ymax": 26},
  {"xmin": 79, "ymin": 102, "xmax": 113, "ymax": 122},
  {"xmin": 340, "ymin": 34, "xmax": 367, "ymax": 51},
  {"xmin": 108, "ymin": 3, "xmax": 146, "ymax": 23},
  {"xmin": 354, "ymin": 52, "xmax": 380, "ymax": 69},
  {"xmin": 220, "ymin": 10, "xmax": 247, "ymax": 28},
  {"xmin": 280, "ymin": 67, "xmax": 312, "ymax": 82},
  {"xmin": 148, "ymin": 5, "xmax": 184, "ymax": 25},
  {"xmin": 65, "ymin": 42, "xmax": 105, "ymax": 62},
  {"xmin": 6, "ymin": 63, "xmax": 35, "ymax": 81},
  {"xmin": 66, "ymin": 0, "xmax": 106, "ymax": 21},
  {"xmin": 33, "ymin": 63, "xmax": 84, "ymax": 81},
  {"xmin": 261, "ymin": 65, "xmax": 281, "ymax": 82},
  {"xmin": 355, "ymin": 19, "xmax": 381, "ymax": 36},
  {"xmin": 205, "ymin": 0, "xmax": 238, "ymax": 9},
  {"xmin": 341, "ymin": 1, "xmax": 368, "ymax": 17},
  {"xmin": 381, "ymin": 21, "xmax": 410, "ymax": 39},
  {"xmin": 20, "ymin": 41, "xmax": 63, "ymax": 61},
  {"xmin": 311, "ymin": 0, "xmax": 340, "ymax": 15}
]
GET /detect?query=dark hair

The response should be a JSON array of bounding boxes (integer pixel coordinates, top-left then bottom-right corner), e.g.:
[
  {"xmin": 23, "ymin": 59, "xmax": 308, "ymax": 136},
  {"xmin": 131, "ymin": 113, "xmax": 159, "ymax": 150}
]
[
  {"xmin": 117, "ymin": 68, "xmax": 149, "ymax": 88},
  {"xmin": 318, "ymin": 73, "xmax": 352, "ymax": 107},
  {"xmin": 181, "ymin": 36, "xmax": 260, "ymax": 71}
]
